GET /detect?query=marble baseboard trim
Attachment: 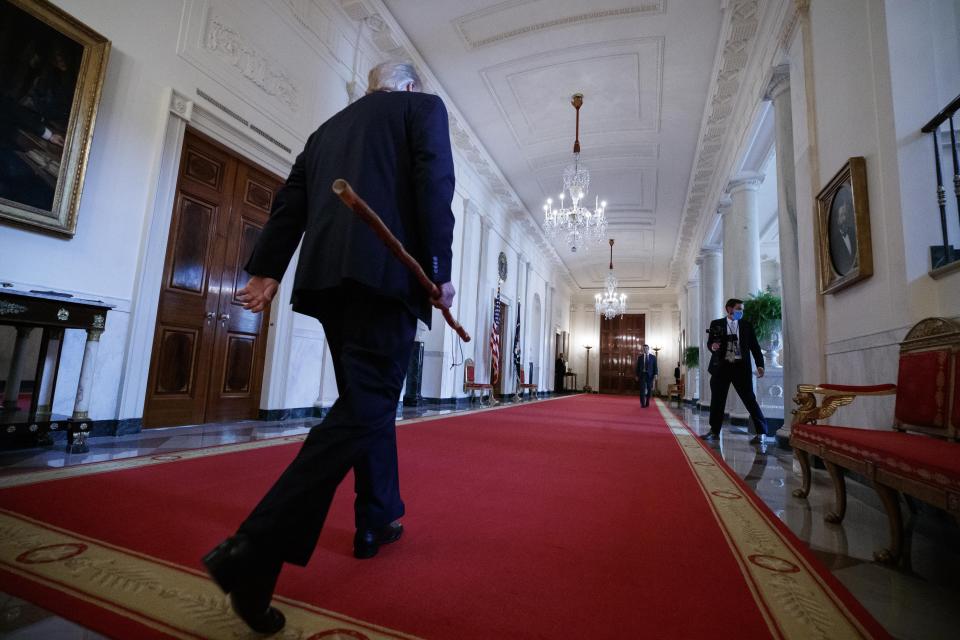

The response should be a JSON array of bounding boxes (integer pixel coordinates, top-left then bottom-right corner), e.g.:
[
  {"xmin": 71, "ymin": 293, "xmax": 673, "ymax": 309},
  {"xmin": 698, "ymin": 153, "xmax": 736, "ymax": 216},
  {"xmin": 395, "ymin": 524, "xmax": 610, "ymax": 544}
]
[
  {"xmin": 729, "ymin": 415, "xmax": 785, "ymax": 430},
  {"xmin": 258, "ymin": 407, "xmax": 327, "ymax": 421},
  {"xmin": 0, "ymin": 418, "xmax": 143, "ymax": 450}
]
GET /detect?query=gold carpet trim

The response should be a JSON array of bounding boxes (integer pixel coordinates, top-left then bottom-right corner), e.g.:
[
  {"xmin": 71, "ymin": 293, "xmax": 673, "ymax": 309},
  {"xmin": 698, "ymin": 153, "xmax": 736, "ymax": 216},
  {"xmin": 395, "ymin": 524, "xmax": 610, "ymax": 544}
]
[
  {"xmin": 0, "ymin": 509, "xmax": 420, "ymax": 640},
  {"xmin": 0, "ymin": 395, "xmax": 577, "ymax": 490},
  {"xmin": 656, "ymin": 401, "xmax": 876, "ymax": 640}
]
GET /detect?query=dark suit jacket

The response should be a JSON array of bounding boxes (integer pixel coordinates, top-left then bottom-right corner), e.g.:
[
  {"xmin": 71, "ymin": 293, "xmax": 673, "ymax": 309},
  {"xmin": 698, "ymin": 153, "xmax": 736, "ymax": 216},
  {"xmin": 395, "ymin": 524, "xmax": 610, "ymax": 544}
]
[
  {"xmin": 635, "ymin": 353, "xmax": 658, "ymax": 379},
  {"xmin": 245, "ymin": 91, "xmax": 456, "ymax": 325},
  {"xmin": 706, "ymin": 318, "xmax": 765, "ymax": 375}
]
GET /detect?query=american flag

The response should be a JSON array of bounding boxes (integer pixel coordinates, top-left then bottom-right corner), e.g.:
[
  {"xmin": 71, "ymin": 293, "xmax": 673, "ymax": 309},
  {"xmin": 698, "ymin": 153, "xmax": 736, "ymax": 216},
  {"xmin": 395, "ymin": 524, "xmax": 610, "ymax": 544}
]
[
  {"xmin": 490, "ymin": 285, "xmax": 502, "ymax": 385},
  {"xmin": 513, "ymin": 303, "xmax": 522, "ymax": 381}
]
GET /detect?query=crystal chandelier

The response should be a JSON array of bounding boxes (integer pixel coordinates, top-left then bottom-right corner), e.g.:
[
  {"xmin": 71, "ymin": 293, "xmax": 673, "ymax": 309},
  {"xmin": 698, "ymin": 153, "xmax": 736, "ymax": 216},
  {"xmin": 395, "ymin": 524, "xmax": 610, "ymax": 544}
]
[
  {"xmin": 595, "ymin": 239, "xmax": 627, "ymax": 320},
  {"xmin": 542, "ymin": 93, "xmax": 608, "ymax": 253}
]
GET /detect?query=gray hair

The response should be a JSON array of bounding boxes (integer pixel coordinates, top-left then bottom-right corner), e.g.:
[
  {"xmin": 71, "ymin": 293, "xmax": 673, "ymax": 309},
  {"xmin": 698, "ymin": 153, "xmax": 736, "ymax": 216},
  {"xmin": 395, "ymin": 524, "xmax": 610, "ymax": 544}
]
[{"xmin": 367, "ymin": 62, "xmax": 421, "ymax": 93}]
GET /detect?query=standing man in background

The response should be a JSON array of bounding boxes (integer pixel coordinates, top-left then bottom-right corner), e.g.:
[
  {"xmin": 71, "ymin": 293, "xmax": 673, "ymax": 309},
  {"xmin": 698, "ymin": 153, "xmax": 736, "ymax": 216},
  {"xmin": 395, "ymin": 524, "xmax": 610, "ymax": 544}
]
[
  {"xmin": 635, "ymin": 343, "xmax": 658, "ymax": 408},
  {"xmin": 555, "ymin": 352, "xmax": 566, "ymax": 392},
  {"xmin": 702, "ymin": 298, "xmax": 769, "ymax": 444},
  {"xmin": 202, "ymin": 61, "xmax": 457, "ymax": 634}
]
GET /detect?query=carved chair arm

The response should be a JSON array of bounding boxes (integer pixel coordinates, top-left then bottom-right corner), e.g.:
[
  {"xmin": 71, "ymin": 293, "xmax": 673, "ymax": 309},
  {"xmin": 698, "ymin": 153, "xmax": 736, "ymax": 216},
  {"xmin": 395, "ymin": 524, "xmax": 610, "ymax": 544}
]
[{"xmin": 791, "ymin": 383, "xmax": 896, "ymax": 425}]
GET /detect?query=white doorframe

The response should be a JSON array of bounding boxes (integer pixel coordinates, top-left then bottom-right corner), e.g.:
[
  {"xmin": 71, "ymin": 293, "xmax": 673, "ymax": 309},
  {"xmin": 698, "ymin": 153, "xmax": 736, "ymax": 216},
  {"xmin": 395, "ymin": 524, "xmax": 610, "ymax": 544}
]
[{"xmin": 117, "ymin": 88, "xmax": 296, "ymax": 420}]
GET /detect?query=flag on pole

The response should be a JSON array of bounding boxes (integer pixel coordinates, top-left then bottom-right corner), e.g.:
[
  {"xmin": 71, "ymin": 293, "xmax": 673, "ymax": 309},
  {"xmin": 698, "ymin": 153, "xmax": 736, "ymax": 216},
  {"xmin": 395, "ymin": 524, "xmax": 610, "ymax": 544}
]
[
  {"xmin": 490, "ymin": 285, "xmax": 502, "ymax": 385},
  {"xmin": 513, "ymin": 303, "xmax": 522, "ymax": 382}
]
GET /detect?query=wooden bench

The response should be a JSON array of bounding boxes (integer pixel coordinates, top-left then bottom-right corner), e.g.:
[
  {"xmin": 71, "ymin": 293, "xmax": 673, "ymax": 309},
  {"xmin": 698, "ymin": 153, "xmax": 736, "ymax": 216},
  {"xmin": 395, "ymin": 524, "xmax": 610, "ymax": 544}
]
[
  {"xmin": 515, "ymin": 369, "xmax": 538, "ymax": 402},
  {"xmin": 464, "ymin": 358, "xmax": 494, "ymax": 406},
  {"xmin": 790, "ymin": 317, "xmax": 960, "ymax": 564},
  {"xmin": 668, "ymin": 374, "xmax": 685, "ymax": 408}
]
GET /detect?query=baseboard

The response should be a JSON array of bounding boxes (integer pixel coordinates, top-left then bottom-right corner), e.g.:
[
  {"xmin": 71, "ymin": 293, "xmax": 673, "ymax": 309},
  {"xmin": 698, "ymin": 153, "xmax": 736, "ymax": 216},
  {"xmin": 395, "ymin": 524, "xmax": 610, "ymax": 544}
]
[{"xmin": 258, "ymin": 407, "xmax": 327, "ymax": 421}]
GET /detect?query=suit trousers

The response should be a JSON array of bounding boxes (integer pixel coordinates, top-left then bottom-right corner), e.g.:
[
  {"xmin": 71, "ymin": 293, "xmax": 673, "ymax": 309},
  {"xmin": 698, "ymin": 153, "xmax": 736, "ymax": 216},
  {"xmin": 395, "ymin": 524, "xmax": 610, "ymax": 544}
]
[
  {"xmin": 708, "ymin": 363, "xmax": 769, "ymax": 435},
  {"xmin": 639, "ymin": 373, "xmax": 654, "ymax": 407},
  {"xmin": 238, "ymin": 285, "xmax": 417, "ymax": 566}
]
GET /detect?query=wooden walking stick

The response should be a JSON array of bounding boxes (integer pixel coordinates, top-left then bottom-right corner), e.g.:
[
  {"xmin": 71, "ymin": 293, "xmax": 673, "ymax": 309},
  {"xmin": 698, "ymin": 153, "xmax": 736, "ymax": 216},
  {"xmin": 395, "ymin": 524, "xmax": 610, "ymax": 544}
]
[{"xmin": 332, "ymin": 179, "xmax": 471, "ymax": 342}]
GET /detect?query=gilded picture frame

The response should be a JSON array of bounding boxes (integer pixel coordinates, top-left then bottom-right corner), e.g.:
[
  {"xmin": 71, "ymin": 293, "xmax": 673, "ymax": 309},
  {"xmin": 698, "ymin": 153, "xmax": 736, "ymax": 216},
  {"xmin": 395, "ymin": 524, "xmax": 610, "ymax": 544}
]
[
  {"xmin": 816, "ymin": 157, "xmax": 873, "ymax": 294},
  {"xmin": 0, "ymin": 0, "xmax": 110, "ymax": 237}
]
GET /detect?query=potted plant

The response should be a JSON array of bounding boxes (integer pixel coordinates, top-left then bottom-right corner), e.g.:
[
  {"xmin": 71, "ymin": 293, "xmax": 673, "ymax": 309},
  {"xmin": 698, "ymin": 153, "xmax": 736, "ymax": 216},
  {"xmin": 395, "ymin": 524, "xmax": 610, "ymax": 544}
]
[
  {"xmin": 683, "ymin": 346, "xmax": 699, "ymax": 369},
  {"xmin": 742, "ymin": 289, "xmax": 782, "ymax": 348}
]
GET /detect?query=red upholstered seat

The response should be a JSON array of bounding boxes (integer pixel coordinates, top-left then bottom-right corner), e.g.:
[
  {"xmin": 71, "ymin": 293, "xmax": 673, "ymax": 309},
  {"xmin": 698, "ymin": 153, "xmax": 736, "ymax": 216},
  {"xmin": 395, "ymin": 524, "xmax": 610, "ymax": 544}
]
[
  {"xmin": 792, "ymin": 423, "xmax": 960, "ymax": 492},
  {"xmin": 953, "ymin": 356, "xmax": 960, "ymax": 432}
]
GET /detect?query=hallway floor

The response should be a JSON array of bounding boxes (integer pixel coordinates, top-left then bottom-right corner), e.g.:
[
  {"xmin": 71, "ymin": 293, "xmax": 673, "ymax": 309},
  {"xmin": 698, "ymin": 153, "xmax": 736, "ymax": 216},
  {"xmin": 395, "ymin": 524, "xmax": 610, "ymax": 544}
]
[{"xmin": 1, "ymin": 396, "xmax": 958, "ymax": 639}]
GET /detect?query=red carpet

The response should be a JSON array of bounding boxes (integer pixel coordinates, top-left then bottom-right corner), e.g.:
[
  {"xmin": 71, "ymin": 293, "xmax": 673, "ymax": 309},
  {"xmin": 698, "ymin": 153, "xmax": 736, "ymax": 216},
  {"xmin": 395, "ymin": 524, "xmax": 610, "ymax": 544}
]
[{"xmin": 0, "ymin": 396, "xmax": 888, "ymax": 639}]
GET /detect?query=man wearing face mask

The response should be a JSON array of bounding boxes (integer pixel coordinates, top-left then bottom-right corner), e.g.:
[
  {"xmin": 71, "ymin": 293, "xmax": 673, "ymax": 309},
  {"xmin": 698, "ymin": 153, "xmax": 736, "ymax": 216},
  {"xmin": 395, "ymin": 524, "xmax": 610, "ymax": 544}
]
[{"xmin": 701, "ymin": 298, "xmax": 769, "ymax": 444}]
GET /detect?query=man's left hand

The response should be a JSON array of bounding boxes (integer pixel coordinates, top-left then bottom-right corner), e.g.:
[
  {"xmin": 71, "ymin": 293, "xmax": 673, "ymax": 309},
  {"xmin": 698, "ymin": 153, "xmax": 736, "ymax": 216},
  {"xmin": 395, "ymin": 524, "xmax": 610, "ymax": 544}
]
[
  {"xmin": 432, "ymin": 281, "xmax": 456, "ymax": 309},
  {"xmin": 756, "ymin": 367, "xmax": 765, "ymax": 378}
]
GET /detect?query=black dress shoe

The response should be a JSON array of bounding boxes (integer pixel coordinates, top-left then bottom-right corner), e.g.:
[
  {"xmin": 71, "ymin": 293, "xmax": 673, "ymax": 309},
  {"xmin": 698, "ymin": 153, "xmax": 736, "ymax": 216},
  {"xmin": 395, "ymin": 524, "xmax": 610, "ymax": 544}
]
[
  {"xmin": 700, "ymin": 431, "xmax": 720, "ymax": 442},
  {"xmin": 353, "ymin": 522, "xmax": 403, "ymax": 559},
  {"xmin": 203, "ymin": 535, "xmax": 285, "ymax": 634}
]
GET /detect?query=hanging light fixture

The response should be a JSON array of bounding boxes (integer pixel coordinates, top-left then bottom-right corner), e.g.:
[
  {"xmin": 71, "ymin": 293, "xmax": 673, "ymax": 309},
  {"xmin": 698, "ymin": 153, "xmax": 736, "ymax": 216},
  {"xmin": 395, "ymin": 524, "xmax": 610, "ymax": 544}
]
[
  {"xmin": 595, "ymin": 238, "xmax": 627, "ymax": 320},
  {"xmin": 542, "ymin": 93, "xmax": 608, "ymax": 253}
]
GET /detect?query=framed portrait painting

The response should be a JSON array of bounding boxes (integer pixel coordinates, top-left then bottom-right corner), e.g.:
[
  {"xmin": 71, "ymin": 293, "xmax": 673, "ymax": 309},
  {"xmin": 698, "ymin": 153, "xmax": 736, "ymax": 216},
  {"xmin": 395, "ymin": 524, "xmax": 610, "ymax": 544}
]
[
  {"xmin": 0, "ymin": 0, "xmax": 110, "ymax": 237},
  {"xmin": 816, "ymin": 157, "xmax": 873, "ymax": 294}
]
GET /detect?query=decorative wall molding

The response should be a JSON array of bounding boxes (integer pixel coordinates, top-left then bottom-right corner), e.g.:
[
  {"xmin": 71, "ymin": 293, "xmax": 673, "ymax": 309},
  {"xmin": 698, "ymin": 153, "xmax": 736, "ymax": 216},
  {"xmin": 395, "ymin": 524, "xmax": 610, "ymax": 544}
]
[
  {"xmin": 453, "ymin": 1, "xmax": 665, "ymax": 50},
  {"xmin": 203, "ymin": 15, "xmax": 301, "ymax": 112}
]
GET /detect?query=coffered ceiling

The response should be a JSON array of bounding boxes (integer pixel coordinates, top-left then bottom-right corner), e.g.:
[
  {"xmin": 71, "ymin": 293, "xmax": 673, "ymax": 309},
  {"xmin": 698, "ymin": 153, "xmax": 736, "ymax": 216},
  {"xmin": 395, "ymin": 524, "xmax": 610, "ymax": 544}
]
[{"xmin": 380, "ymin": 0, "xmax": 724, "ymax": 291}]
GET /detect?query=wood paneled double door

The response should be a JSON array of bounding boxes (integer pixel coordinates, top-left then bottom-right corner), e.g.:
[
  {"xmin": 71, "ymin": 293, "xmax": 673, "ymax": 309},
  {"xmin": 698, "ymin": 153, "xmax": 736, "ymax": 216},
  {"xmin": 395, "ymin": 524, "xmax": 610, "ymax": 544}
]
[
  {"xmin": 599, "ymin": 313, "xmax": 646, "ymax": 394},
  {"xmin": 143, "ymin": 131, "xmax": 283, "ymax": 428}
]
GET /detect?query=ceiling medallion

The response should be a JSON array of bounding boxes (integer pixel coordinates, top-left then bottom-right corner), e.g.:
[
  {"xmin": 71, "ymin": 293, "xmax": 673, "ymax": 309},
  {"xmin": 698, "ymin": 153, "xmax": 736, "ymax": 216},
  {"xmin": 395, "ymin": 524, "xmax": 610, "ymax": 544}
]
[
  {"xmin": 595, "ymin": 239, "xmax": 627, "ymax": 320},
  {"xmin": 542, "ymin": 93, "xmax": 608, "ymax": 253}
]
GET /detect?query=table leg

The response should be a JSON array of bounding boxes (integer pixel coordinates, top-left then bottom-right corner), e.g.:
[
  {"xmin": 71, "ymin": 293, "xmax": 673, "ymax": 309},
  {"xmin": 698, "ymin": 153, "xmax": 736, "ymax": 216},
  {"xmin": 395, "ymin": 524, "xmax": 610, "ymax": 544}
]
[
  {"xmin": 71, "ymin": 328, "xmax": 102, "ymax": 421},
  {"xmin": 3, "ymin": 327, "xmax": 34, "ymax": 410},
  {"xmin": 35, "ymin": 328, "xmax": 63, "ymax": 417}
]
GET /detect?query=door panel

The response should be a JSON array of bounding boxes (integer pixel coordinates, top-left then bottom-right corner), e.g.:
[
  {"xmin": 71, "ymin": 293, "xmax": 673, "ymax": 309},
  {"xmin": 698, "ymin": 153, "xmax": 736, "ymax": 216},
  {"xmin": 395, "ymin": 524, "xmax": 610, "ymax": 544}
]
[
  {"xmin": 599, "ymin": 314, "xmax": 645, "ymax": 394},
  {"xmin": 204, "ymin": 162, "xmax": 276, "ymax": 423},
  {"xmin": 144, "ymin": 131, "xmax": 280, "ymax": 427}
]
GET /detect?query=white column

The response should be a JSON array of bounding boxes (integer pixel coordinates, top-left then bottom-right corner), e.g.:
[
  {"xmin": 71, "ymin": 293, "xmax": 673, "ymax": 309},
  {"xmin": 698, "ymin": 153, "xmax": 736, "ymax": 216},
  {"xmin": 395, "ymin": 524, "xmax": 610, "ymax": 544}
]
[
  {"xmin": 698, "ymin": 247, "xmax": 723, "ymax": 409},
  {"xmin": 3, "ymin": 327, "xmax": 34, "ymax": 410},
  {"xmin": 685, "ymin": 276, "xmax": 701, "ymax": 401},
  {"xmin": 545, "ymin": 285, "xmax": 554, "ymax": 390},
  {"xmin": 723, "ymin": 174, "xmax": 764, "ymax": 421},
  {"xmin": 473, "ymin": 214, "xmax": 492, "ymax": 381},
  {"xmin": 523, "ymin": 260, "xmax": 532, "ymax": 378},
  {"xmin": 723, "ymin": 174, "xmax": 764, "ymax": 301},
  {"xmin": 766, "ymin": 65, "xmax": 803, "ymax": 440},
  {"xmin": 72, "ymin": 328, "xmax": 102, "ymax": 420},
  {"xmin": 36, "ymin": 328, "xmax": 63, "ymax": 417}
]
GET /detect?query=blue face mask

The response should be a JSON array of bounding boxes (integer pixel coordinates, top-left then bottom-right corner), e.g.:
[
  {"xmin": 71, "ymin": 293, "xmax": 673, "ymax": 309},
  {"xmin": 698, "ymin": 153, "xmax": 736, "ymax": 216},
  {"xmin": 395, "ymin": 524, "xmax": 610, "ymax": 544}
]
[{"xmin": 732, "ymin": 310, "xmax": 744, "ymax": 321}]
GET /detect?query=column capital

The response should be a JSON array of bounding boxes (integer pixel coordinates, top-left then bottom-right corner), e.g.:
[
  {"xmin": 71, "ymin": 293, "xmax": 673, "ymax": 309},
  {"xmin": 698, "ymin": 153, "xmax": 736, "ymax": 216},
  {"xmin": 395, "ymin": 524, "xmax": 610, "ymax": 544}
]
[
  {"xmin": 764, "ymin": 65, "xmax": 791, "ymax": 101},
  {"xmin": 727, "ymin": 172, "xmax": 765, "ymax": 194},
  {"xmin": 699, "ymin": 245, "xmax": 722, "ymax": 258},
  {"xmin": 716, "ymin": 196, "xmax": 733, "ymax": 216}
]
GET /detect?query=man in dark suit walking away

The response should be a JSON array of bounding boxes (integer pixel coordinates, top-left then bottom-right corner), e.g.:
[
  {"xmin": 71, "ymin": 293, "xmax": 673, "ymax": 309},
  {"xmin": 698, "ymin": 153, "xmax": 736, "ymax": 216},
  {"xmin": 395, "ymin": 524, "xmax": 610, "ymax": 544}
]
[
  {"xmin": 701, "ymin": 298, "xmax": 769, "ymax": 444},
  {"xmin": 635, "ymin": 343, "xmax": 658, "ymax": 408},
  {"xmin": 202, "ymin": 62, "xmax": 457, "ymax": 634}
]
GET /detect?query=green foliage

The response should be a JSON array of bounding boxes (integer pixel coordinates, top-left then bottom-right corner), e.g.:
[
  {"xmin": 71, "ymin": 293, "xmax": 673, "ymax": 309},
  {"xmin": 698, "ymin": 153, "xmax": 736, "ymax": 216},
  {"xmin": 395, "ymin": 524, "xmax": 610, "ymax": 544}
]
[
  {"xmin": 742, "ymin": 289, "xmax": 782, "ymax": 344},
  {"xmin": 683, "ymin": 346, "xmax": 699, "ymax": 368}
]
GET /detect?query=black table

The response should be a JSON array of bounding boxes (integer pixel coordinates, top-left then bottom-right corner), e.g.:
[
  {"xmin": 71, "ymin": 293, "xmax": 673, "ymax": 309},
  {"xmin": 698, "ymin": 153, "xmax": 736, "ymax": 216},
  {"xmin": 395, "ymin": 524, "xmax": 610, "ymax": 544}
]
[{"xmin": 1, "ymin": 286, "xmax": 114, "ymax": 448}]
